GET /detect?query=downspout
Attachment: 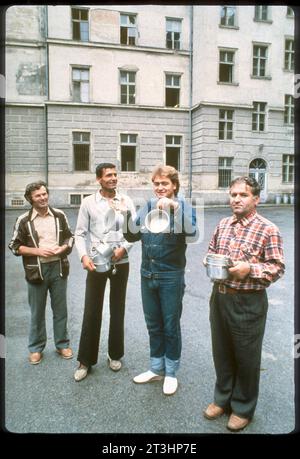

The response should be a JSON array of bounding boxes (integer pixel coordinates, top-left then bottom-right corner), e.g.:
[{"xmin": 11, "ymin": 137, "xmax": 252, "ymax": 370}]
[
  {"xmin": 44, "ymin": 5, "xmax": 49, "ymax": 184},
  {"xmin": 188, "ymin": 5, "xmax": 193, "ymax": 198}
]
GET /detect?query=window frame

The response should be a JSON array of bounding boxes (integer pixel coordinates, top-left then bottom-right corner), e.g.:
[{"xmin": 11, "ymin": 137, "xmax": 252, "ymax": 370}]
[
  {"xmin": 166, "ymin": 17, "xmax": 182, "ymax": 50},
  {"xmin": 252, "ymin": 44, "xmax": 269, "ymax": 78},
  {"xmin": 72, "ymin": 131, "xmax": 91, "ymax": 172},
  {"xmin": 71, "ymin": 7, "xmax": 89, "ymax": 42},
  {"xmin": 165, "ymin": 134, "xmax": 183, "ymax": 171},
  {"xmin": 252, "ymin": 101, "xmax": 267, "ymax": 132},
  {"xmin": 284, "ymin": 94, "xmax": 294, "ymax": 125},
  {"xmin": 71, "ymin": 66, "xmax": 90, "ymax": 103},
  {"xmin": 165, "ymin": 73, "xmax": 181, "ymax": 108},
  {"xmin": 254, "ymin": 5, "xmax": 271, "ymax": 22},
  {"xmin": 218, "ymin": 109, "xmax": 234, "ymax": 141},
  {"xmin": 120, "ymin": 70, "xmax": 136, "ymax": 105},
  {"xmin": 120, "ymin": 133, "xmax": 138, "ymax": 172},
  {"xmin": 282, "ymin": 154, "xmax": 294, "ymax": 183},
  {"xmin": 218, "ymin": 157, "xmax": 233, "ymax": 188},
  {"xmin": 284, "ymin": 38, "xmax": 294, "ymax": 71},
  {"xmin": 220, "ymin": 6, "xmax": 237, "ymax": 28},
  {"xmin": 120, "ymin": 13, "xmax": 137, "ymax": 46},
  {"xmin": 218, "ymin": 49, "xmax": 236, "ymax": 84}
]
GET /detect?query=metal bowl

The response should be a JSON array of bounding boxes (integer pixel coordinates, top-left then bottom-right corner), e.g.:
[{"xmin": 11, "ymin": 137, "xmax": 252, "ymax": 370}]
[
  {"xmin": 206, "ymin": 254, "xmax": 232, "ymax": 281},
  {"xmin": 144, "ymin": 209, "xmax": 170, "ymax": 233}
]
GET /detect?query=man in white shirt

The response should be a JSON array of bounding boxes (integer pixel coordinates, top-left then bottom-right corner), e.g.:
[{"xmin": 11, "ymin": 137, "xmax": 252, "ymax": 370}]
[{"xmin": 74, "ymin": 163, "xmax": 136, "ymax": 381}]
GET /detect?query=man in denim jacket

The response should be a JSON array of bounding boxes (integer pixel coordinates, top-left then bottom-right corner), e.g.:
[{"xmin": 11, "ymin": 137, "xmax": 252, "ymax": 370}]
[{"xmin": 123, "ymin": 165, "xmax": 197, "ymax": 395}]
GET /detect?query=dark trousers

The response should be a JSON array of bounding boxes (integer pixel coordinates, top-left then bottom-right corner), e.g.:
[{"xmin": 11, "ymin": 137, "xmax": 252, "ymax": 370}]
[
  {"xmin": 209, "ymin": 284, "xmax": 268, "ymax": 419},
  {"xmin": 77, "ymin": 263, "xmax": 129, "ymax": 367}
]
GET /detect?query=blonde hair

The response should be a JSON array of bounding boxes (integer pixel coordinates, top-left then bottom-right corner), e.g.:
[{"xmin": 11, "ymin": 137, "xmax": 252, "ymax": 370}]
[{"xmin": 151, "ymin": 165, "xmax": 180, "ymax": 196}]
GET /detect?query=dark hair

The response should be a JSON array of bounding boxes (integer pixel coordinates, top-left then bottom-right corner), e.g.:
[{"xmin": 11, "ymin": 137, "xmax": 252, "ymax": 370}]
[
  {"xmin": 96, "ymin": 163, "xmax": 116, "ymax": 178},
  {"xmin": 24, "ymin": 181, "xmax": 49, "ymax": 204},
  {"xmin": 229, "ymin": 176, "xmax": 261, "ymax": 197},
  {"xmin": 151, "ymin": 165, "xmax": 180, "ymax": 196}
]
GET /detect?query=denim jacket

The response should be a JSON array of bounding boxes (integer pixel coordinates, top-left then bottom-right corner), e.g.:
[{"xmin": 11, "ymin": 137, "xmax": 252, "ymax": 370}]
[{"xmin": 124, "ymin": 197, "xmax": 197, "ymax": 276}]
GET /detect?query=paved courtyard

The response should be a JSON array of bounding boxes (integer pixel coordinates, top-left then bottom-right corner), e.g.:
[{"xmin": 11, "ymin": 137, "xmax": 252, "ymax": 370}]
[{"xmin": 4, "ymin": 205, "xmax": 295, "ymax": 436}]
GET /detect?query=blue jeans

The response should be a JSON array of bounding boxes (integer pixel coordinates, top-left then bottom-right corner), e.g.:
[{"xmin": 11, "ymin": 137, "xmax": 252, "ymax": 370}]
[
  {"xmin": 141, "ymin": 271, "xmax": 185, "ymax": 377},
  {"xmin": 27, "ymin": 261, "xmax": 69, "ymax": 353}
]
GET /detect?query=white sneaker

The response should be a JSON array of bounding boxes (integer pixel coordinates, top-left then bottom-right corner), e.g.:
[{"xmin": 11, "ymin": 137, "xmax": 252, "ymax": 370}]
[
  {"xmin": 74, "ymin": 365, "xmax": 88, "ymax": 382},
  {"xmin": 163, "ymin": 376, "xmax": 178, "ymax": 395},
  {"xmin": 107, "ymin": 355, "xmax": 122, "ymax": 372},
  {"xmin": 133, "ymin": 370, "xmax": 164, "ymax": 384}
]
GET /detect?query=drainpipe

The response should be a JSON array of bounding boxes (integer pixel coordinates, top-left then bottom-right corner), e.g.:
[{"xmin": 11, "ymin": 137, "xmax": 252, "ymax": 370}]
[
  {"xmin": 44, "ymin": 5, "xmax": 49, "ymax": 184},
  {"xmin": 188, "ymin": 5, "xmax": 193, "ymax": 198}
]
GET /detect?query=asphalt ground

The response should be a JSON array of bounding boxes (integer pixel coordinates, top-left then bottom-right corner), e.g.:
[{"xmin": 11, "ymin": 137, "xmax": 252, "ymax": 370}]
[{"xmin": 3, "ymin": 206, "xmax": 296, "ymax": 437}]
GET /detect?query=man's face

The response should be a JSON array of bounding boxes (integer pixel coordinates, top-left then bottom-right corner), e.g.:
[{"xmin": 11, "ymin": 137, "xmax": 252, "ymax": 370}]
[
  {"xmin": 229, "ymin": 182, "xmax": 259, "ymax": 219},
  {"xmin": 152, "ymin": 175, "xmax": 176, "ymax": 199},
  {"xmin": 97, "ymin": 168, "xmax": 118, "ymax": 191},
  {"xmin": 30, "ymin": 186, "xmax": 49, "ymax": 211}
]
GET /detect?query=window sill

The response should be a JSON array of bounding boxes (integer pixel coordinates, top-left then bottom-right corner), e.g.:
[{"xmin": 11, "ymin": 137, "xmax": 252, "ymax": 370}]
[
  {"xmin": 219, "ymin": 24, "xmax": 239, "ymax": 30},
  {"xmin": 251, "ymin": 130, "xmax": 266, "ymax": 134},
  {"xmin": 250, "ymin": 75, "xmax": 272, "ymax": 80},
  {"xmin": 217, "ymin": 81, "xmax": 239, "ymax": 86},
  {"xmin": 282, "ymin": 68, "xmax": 294, "ymax": 73},
  {"xmin": 218, "ymin": 139, "xmax": 234, "ymax": 142},
  {"xmin": 253, "ymin": 19, "xmax": 273, "ymax": 24}
]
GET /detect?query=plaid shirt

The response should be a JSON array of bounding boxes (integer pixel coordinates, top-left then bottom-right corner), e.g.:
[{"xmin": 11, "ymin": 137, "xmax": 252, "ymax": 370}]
[{"xmin": 208, "ymin": 210, "xmax": 285, "ymax": 290}]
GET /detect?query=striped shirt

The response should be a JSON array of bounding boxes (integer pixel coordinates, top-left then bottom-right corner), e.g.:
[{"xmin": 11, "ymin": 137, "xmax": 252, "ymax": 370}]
[{"xmin": 208, "ymin": 210, "xmax": 285, "ymax": 290}]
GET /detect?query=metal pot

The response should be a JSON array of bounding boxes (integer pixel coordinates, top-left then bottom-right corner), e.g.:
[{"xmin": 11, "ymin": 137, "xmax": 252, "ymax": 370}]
[
  {"xmin": 91, "ymin": 247, "xmax": 112, "ymax": 272},
  {"xmin": 206, "ymin": 254, "xmax": 232, "ymax": 281},
  {"xmin": 144, "ymin": 209, "xmax": 170, "ymax": 233},
  {"xmin": 95, "ymin": 241, "xmax": 114, "ymax": 258}
]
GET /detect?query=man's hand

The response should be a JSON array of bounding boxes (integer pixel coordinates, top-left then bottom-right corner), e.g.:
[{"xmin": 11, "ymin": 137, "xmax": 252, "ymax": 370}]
[
  {"xmin": 81, "ymin": 255, "xmax": 96, "ymax": 272},
  {"xmin": 36, "ymin": 247, "xmax": 57, "ymax": 257},
  {"xmin": 228, "ymin": 261, "xmax": 250, "ymax": 280},
  {"xmin": 111, "ymin": 247, "xmax": 126, "ymax": 262},
  {"xmin": 203, "ymin": 255, "xmax": 208, "ymax": 267},
  {"xmin": 52, "ymin": 244, "xmax": 68, "ymax": 255},
  {"xmin": 156, "ymin": 197, "xmax": 179, "ymax": 211}
]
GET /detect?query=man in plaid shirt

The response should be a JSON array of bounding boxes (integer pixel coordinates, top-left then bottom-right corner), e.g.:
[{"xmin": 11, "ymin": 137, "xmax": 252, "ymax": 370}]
[{"xmin": 203, "ymin": 176, "xmax": 285, "ymax": 432}]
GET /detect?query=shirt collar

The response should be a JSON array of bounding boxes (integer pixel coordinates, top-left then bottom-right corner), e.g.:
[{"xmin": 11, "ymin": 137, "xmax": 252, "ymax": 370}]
[
  {"xmin": 96, "ymin": 189, "xmax": 121, "ymax": 202},
  {"xmin": 230, "ymin": 209, "xmax": 257, "ymax": 227},
  {"xmin": 31, "ymin": 207, "xmax": 53, "ymax": 221}
]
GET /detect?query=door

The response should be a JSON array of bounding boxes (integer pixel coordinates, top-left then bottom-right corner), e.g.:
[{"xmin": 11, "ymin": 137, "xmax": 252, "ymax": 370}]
[{"xmin": 249, "ymin": 158, "xmax": 267, "ymax": 203}]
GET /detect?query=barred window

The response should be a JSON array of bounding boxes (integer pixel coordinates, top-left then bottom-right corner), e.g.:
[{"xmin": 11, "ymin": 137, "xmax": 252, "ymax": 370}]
[
  {"xmin": 120, "ymin": 133, "xmax": 137, "ymax": 171},
  {"xmin": 72, "ymin": 8, "xmax": 89, "ymax": 42},
  {"xmin": 73, "ymin": 132, "xmax": 90, "ymax": 171},
  {"xmin": 282, "ymin": 155, "xmax": 294, "ymax": 183},
  {"xmin": 218, "ymin": 157, "xmax": 233, "ymax": 188},
  {"xmin": 166, "ymin": 18, "xmax": 181, "ymax": 49},
  {"xmin": 252, "ymin": 102, "xmax": 266, "ymax": 132},
  {"xmin": 219, "ymin": 109, "xmax": 233, "ymax": 140},
  {"xmin": 166, "ymin": 135, "xmax": 182, "ymax": 171},
  {"xmin": 284, "ymin": 95, "xmax": 294, "ymax": 124}
]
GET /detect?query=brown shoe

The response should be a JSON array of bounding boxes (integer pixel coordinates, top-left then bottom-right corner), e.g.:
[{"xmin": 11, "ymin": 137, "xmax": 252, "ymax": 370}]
[
  {"xmin": 29, "ymin": 352, "xmax": 43, "ymax": 365},
  {"xmin": 227, "ymin": 413, "xmax": 250, "ymax": 432},
  {"xmin": 56, "ymin": 348, "xmax": 73, "ymax": 359},
  {"xmin": 203, "ymin": 403, "xmax": 225, "ymax": 420}
]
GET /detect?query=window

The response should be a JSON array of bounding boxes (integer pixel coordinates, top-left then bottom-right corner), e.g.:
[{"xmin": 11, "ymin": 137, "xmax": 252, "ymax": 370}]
[
  {"xmin": 166, "ymin": 18, "xmax": 181, "ymax": 49},
  {"xmin": 219, "ymin": 50, "xmax": 235, "ymax": 83},
  {"xmin": 70, "ymin": 193, "xmax": 91, "ymax": 206},
  {"xmin": 72, "ymin": 68, "xmax": 89, "ymax": 102},
  {"xmin": 165, "ymin": 74, "xmax": 180, "ymax": 107},
  {"xmin": 252, "ymin": 102, "xmax": 266, "ymax": 132},
  {"xmin": 120, "ymin": 134, "xmax": 137, "ymax": 171},
  {"xmin": 252, "ymin": 45, "xmax": 268, "ymax": 77},
  {"xmin": 287, "ymin": 7, "xmax": 294, "ymax": 17},
  {"xmin": 218, "ymin": 157, "xmax": 233, "ymax": 188},
  {"xmin": 284, "ymin": 95, "xmax": 294, "ymax": 124},
  {"xmin": 220, "ymin": 6, "xmax": 236, "ymax": 27},
  {"xmin": 166, "ymin": 135, "xmax": 182, "ymax": 171},
  {"xmin": 219, "ymin": 109, "xmax": 233, "ymax": 140},
  {"xmin": 11, "ymin": 198, "xmax": 25, "ymax": 207},
  {"xmin": 284, "ymin": 39, "xmax": 294, "ymax": 71},
  {"xmin": 73, "ymin": 132, "xmax": 90, "ymax": 171},
  {"xmin": 120, "ymin": 71, "xmax": 136, "ymax": 104},
  {"xmin": 282, "ymin": 154, "xmax": 294, "ymax": 183},
  {"xmin": 72, "ymin": 8, "xmax": 89, "ymax": 41},
  {"xmin": 254, "ymin": 5, "xmax": 269, "ymax": 21},
  {"xmin": 120, "ymin": 14, "xmax": 137, "ymax": 45}
]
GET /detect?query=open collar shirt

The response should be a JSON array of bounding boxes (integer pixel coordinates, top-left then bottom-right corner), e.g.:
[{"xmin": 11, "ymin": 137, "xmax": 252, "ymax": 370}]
[{"xmin": 208, "ymin": 210, "xmax": 285, "ymax": 290}]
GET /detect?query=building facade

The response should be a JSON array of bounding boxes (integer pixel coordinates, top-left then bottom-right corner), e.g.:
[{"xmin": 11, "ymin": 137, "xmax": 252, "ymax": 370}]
[{"xmin": 5, "ymin": 5, "xmax": 294, "ymax": 206}]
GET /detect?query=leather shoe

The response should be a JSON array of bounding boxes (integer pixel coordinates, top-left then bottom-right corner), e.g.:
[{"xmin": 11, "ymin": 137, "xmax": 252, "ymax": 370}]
[
  {"xmin": 163, "ymin": 376, "xmax": 178, "ymax": 395},
  {"xmin": 74, "ymin": 365, "xmax": 89, "ymax": 382},
  {"xmin": 29, "ymin": 352, "xmax": 43, "ymax": 365},
  {"xmin": 133, "ymin": 370, "xmax": 163, "ymax": 384},
  {"xmin": 227, "ymin": 413, "xmax": 250, "ymax": 432},
  {"xmin": 107, "ymin": 355, "xmax": 122, "ymax": 372},
  {"xmin": 203, "ymin": 403, "xmax": 224, "ymax": 420},
  {"xmin": 56, "ymin": 347, "xmax": 73, "ymax": 359}
]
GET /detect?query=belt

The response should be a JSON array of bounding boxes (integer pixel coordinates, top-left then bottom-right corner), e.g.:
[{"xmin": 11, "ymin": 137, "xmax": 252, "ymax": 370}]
[{"xmin": 216, "ymin": 284, "xmax": 262, "ymax": 295}]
